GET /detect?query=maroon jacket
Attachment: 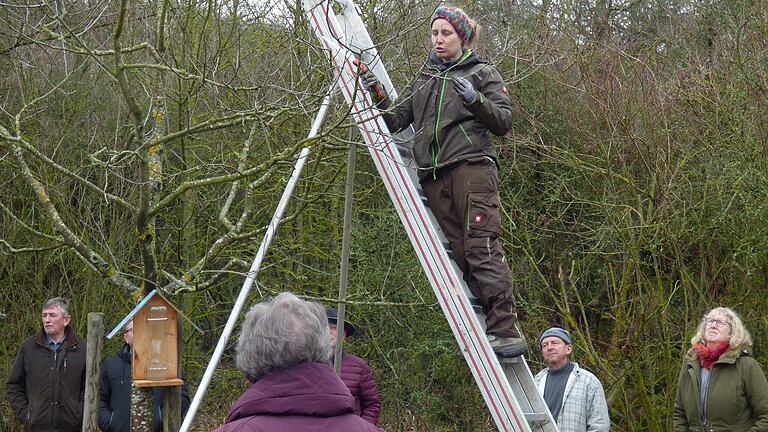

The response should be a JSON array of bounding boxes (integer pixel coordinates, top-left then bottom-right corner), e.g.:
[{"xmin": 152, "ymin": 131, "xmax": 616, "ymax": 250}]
[
  {"xmin": 212, "ymin": 362, "xmax": 382, "ymax": 432},
  {"xmin": 339, "ymin": 353, "xmax": 381, "ymax": 425}
]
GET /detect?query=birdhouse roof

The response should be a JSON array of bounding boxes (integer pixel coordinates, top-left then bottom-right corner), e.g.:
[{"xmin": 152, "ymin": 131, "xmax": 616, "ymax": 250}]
[{"xmin": 106, "ymin": 289, "xmax": 203, "ymax": 339}]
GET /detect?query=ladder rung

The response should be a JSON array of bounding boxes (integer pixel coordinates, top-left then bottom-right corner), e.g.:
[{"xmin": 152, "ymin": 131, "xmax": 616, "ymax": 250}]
[
  {"xmin": 525, "ymin": 412, "xmax": 550, "ymax": 426},
  {"xmin": 416, "ymin": 189, "xmax": 430, "ymax": 208},
  {"xmin": 498, "ymin": 355, "xmax": 521, "ymax": 364},
  {"xmin": 393, "ymin": 134, "xmax": 413, "ymax": 149}
]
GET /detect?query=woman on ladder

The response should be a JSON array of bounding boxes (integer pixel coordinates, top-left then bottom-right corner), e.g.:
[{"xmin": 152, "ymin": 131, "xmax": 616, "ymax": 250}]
[{"xmin": 355, "ymin": 6, "xmax": 525, "ymax": 357}]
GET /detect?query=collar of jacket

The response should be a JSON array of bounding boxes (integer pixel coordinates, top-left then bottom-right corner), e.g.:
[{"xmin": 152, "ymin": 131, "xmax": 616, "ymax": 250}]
[
  {"xmin": 34, "ymin": 325, "xmax": 80, "ymax": 350},
  {"xmin": 535, "ymin": 362, "xmax": 581, "ymax": 395},
  {"xmin": 117, "ymin": 343, "xmax": 132, "ymax": 362},
  {"xmin": 425, "ymin": 49, "xmax": 479, "ymax": 74},
  {"xmin": 684, "ymin": 345, "xmax": 750, "ymax": 367}
]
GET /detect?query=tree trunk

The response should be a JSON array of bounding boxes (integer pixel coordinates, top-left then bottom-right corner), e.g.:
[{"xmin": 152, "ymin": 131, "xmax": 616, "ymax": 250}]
[{"xmin": 131, "ymin": 386, "xmax": 153, "ymax": 432}]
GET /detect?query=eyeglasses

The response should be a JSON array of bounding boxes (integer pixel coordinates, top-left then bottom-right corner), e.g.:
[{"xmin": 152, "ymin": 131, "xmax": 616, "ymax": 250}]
[{"xmin": 703, "ymin": 318, "xmax": 732, "ymax": 329}]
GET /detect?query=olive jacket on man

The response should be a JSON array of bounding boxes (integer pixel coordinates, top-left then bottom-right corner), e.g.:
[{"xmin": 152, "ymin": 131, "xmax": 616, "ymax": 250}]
[
  {"xmin": 673, "ymin": 347, "xmax": 768, "ymax": 431},
  {"xmin": 6, "ymin": 326, "xmax": 87, "ymax": 432}
]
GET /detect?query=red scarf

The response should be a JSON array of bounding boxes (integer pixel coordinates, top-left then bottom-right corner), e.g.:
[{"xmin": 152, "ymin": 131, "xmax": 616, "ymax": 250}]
[{"xmin": 694, "ymin": 341, "xmax": 730, "ymax": 368}]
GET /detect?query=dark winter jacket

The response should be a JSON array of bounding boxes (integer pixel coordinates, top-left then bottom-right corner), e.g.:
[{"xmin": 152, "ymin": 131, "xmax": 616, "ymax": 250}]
[
  {"xmin": 379, "ymin": 50, "xmax": 513, "ymax": 180},
  {"xmin": 673, "ymin": 346, "xmax": 768, "ymax": 431},
  {"xmin": 338, "ymin": 352, "xmax": 381, "ymax": 424},
  {"xmin": 6, "ymin": 326, "xmax": 87, "ymax": 432},
  {"xmin": 212, "ymin": 362, "xmax": 382, "ymax": 432},
  {"xmin": 98, "ymin": 344, "xmax": 190, "ymax": 432}
]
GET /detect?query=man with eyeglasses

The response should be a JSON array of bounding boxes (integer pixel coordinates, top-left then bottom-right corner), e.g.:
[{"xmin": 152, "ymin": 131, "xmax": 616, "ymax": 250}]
[
  {"xmin": 534, "ymin": 327, "xmax": 610, "ymax": 432},
  {"xmin": 6, "ymin": 297, "xmax": 87, "ymax": 432},
  {"xmin": 98, "ymin": 321, "xmax": 190, "ymax": 431}
]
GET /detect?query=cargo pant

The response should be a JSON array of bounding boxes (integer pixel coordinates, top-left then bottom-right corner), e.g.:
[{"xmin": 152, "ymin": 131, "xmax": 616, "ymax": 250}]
[{"xmin": 421, "ymin": 157, "xmax": 519, "ymax": 338}]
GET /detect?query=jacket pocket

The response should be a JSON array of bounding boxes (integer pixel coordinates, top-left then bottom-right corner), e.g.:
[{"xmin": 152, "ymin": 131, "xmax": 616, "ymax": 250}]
[
  {"xmin": 59, "ymin": 395, "xmax": 83, "ymax": 430},
  {"xmin": 26, "ymin": 399, "xmax": 43, "ymax": 428},
  {"xmin": 412, "ymin": 126, "xmax": 434, "ymax": 169}
]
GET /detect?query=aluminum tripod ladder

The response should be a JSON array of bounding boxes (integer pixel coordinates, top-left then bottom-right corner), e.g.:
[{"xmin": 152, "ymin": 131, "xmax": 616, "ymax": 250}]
[{"xmin": 303, "ymin": 1, "xmax": 558, "ymax": 431}]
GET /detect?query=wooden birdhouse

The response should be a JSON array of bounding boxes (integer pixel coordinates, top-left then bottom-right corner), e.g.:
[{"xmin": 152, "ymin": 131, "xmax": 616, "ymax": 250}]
[{"xmin": 107, "ymin": 289, "xmax": 201, "ymax": 388}]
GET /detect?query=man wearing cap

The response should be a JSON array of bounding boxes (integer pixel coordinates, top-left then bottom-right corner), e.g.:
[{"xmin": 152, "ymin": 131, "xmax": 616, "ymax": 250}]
[
  {"xmin": 534, "ymin": 327, "xmax": 610, "ymax": 432},
  {"xmin": 326, "ymin": 309, "xmax": 381, "ymax": 425}
]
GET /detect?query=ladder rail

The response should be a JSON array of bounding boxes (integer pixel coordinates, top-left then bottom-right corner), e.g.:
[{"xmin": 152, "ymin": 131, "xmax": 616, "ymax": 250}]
[{"xmin": 178, "ymin": 84, "xmax": 337, "ymax": 432}]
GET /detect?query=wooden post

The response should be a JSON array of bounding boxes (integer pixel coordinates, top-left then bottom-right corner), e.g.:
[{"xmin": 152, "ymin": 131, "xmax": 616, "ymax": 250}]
[
  {"xmin": 131, "ymin": 386, "xmax": 153, "ymax": 432},
  {"xmin": 335, "ymin": 128, "xmax": 356, "ymax": 374},
  {"xmin": 163, "ymin": 315, "xmax": 184, "ymax": 431},
  {"xmin": 83, "ymin": 313, "xmax": 104, "ymax": 432},
  {"xmin": 164, "ymin": 386, "xmax": 181, "ymax": 431}
]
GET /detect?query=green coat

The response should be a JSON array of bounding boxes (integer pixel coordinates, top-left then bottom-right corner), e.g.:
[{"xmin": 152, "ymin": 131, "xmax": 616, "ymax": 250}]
[{"xmin": 673, "ymin": 346, "xmax": 768, "ymax": 432}]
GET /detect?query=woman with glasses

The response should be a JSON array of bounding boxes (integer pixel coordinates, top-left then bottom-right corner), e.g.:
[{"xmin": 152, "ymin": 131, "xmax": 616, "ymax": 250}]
[{"xmin": 673, "ymin": 307, "xmax": 768, "ymax": 431}]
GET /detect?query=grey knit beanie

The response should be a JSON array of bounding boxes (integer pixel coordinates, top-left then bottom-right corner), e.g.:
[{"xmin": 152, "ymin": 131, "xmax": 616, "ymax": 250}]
[{"xmin": 539, "ymin": 327, "xmax": 572, "ymax": 346}]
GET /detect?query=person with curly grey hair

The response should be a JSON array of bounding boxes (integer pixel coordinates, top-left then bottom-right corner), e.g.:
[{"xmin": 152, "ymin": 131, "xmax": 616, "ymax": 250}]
[
  {"xmin": 213, "ymin": 292, "xmax": 382, "ymax": 432},
  {"xmin": 673, "ymin": 307, "xmax": 768, "ymax": 431}
]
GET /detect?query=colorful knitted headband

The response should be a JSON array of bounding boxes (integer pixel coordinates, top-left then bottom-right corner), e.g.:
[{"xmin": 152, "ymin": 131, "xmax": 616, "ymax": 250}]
[{"xmin": 431, "ymin": 6, "xmax": 473, "ymax": 44}]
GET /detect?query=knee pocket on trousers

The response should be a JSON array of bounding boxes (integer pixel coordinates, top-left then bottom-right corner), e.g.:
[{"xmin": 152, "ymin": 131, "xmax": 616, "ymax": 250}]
[
  {"xmin": 466, "ymin": 192, "xmax": 501, "ymax": 237},
  {"xmin": 463, "ymin": 236, "xmax": 498, "ymax": 267}
]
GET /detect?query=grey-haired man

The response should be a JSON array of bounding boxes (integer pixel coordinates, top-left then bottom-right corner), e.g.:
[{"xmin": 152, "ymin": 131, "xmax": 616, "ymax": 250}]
[
  {"xmin": 6, "ymin": 297, "xmax": 87, "ymax": 432},
  {"xmin": 534, "ymin": 327, "xmax": 610, "ymax": 432}
]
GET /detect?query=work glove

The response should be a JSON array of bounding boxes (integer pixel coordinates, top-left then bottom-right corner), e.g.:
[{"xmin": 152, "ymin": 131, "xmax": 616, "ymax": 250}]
[
  {"xmin": 360, "ymin": 67, "xmax": 385, "ymax": 103},
  {"xmin": 360, "ymin": 67, "xmax": 378, "ymax": 91},
  {"xmin": 454, "ymin": 77, "xmax": 477, "ymax": 104},
  {"xmin": 353, "ymin": 59, "xmax": 385, "ymax": 104}
]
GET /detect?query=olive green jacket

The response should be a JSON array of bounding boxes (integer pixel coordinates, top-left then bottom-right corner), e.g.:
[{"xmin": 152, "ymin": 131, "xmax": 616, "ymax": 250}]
[{"xmin": 673, "ymin": 346, "xmax": 768, "ymax": 431}]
